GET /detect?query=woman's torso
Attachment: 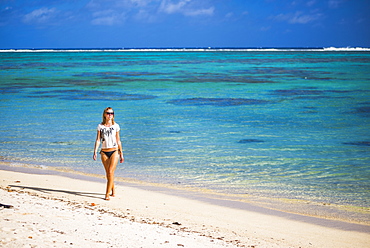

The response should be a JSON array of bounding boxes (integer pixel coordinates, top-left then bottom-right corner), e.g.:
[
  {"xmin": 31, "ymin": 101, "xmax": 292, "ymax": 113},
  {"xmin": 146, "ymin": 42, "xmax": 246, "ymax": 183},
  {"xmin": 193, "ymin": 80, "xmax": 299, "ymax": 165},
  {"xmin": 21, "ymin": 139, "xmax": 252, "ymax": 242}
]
[{"xmin": 97, "ymin": 123, "xmax": 120, "ymax": 150}]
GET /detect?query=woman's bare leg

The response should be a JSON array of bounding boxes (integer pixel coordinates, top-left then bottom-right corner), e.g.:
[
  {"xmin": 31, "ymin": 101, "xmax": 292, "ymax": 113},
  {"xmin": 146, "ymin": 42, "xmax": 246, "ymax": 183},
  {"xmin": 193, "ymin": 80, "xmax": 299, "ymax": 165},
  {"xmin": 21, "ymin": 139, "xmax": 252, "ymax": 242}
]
[{"xmin": 101, "ymin": 152, "xmax": 119, "ymax": 200}]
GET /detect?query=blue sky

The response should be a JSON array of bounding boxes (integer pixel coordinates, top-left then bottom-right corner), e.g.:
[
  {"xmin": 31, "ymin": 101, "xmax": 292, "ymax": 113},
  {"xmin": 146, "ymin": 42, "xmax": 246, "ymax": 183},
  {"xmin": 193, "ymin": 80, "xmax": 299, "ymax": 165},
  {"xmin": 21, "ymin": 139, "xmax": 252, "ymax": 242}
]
[{"xmin": 0, "ymin": 0, "xmax": 369, "ymax": 48}]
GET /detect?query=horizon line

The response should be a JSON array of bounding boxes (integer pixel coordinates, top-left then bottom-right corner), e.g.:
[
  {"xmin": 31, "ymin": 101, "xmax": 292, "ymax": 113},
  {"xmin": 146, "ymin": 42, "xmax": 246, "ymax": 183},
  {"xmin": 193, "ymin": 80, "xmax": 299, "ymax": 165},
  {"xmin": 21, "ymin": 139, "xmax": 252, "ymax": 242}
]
[{"xmin": 1, "ymin": 46, "xmax": 370, "ymax": 52}]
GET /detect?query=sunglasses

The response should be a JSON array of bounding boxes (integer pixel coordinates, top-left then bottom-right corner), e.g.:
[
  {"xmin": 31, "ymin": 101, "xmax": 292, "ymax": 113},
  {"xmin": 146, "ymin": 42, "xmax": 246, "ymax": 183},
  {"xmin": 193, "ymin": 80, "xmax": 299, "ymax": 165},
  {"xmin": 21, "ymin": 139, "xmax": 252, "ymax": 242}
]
[{"xmin": 105, "ymin": 112, "xmax": 114, "ymax": 115}]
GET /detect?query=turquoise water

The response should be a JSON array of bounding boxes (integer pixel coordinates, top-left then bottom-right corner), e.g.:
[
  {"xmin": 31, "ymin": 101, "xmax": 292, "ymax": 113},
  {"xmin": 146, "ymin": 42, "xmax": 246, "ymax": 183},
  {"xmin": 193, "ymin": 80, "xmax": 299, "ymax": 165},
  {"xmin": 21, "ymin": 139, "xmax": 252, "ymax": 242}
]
[{"xmin": 1, "ymin": 50, "xmax": 369, "ymax": 208}]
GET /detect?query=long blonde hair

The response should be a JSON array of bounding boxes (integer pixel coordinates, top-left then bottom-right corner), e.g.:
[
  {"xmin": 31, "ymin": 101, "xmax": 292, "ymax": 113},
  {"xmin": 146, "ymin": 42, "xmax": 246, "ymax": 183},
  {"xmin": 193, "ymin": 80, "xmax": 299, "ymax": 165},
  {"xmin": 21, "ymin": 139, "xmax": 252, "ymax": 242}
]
[{"xmin": 102, "ymin": 107, "xmax": 115, "ymax": 125}]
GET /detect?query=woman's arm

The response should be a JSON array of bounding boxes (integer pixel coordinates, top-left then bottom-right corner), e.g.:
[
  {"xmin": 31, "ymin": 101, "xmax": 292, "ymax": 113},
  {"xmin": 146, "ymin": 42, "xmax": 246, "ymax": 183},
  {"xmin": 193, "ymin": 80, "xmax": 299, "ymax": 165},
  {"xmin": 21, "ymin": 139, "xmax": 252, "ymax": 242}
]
[
  {"xmin": 93, "ymin": 130, "xmax": 101, "ymax": 161},
  {"xmin": 116, "ymin": 131, "xmax": 124, "ymax": 163}
]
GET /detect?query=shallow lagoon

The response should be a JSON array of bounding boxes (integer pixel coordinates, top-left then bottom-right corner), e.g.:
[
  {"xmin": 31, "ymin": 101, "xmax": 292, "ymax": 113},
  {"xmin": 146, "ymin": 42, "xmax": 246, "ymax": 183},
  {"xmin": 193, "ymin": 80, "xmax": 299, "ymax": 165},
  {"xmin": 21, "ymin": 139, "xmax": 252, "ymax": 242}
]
[{"xmin": 1, "ymin": 50, "xmax": 369, "ymax": 211}]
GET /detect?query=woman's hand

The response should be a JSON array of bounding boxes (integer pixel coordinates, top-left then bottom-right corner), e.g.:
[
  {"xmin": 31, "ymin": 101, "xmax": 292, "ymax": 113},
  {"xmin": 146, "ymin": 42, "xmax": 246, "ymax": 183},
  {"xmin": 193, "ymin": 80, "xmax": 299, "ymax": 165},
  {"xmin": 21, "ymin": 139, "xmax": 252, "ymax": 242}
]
[
  {"xmin": 93, "ymin": 131, "xmax": 100, "ymax": 161},
  {"xmin": 120, "ymin": 153, "xmax": 124, "ymax": 163}
]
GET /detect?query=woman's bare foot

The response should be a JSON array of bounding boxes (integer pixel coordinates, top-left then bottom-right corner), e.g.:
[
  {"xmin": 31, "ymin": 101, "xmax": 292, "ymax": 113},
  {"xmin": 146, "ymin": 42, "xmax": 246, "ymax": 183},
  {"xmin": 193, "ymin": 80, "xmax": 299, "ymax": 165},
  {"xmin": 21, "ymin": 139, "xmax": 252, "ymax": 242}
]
[{"xmin": 104, "ymin": 195, "xmax": 110, "ymax": 201}]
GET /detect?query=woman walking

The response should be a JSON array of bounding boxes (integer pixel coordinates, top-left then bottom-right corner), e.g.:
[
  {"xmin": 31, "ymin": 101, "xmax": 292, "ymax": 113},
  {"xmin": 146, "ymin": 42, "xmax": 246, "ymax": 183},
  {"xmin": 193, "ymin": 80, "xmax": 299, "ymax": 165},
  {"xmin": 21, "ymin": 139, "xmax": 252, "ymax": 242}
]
[{"xmin": 93, "ymin": 107, "xmax": 124, "ymax": 200}]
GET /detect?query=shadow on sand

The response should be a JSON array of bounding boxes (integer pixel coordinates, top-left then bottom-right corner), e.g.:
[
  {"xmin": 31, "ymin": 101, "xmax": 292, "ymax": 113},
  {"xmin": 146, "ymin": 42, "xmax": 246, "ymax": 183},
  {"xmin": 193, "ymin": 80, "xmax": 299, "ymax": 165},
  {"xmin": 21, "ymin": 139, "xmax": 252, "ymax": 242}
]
[{"xmin": 8, "ymin": 185, "xmax": 104, "ymax": 200}]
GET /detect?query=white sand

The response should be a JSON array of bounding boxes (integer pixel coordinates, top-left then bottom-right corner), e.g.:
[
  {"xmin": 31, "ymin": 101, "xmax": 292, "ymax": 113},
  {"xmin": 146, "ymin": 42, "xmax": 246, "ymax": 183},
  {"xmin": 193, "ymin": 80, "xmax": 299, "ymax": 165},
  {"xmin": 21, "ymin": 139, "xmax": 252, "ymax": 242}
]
[
  {"xmin": 0, "ymin": 190, "xmax": 236, "ymax": 248},
  {"xmin": 1, "ymin": 168, "xmax": 369, "ymax": 248}
]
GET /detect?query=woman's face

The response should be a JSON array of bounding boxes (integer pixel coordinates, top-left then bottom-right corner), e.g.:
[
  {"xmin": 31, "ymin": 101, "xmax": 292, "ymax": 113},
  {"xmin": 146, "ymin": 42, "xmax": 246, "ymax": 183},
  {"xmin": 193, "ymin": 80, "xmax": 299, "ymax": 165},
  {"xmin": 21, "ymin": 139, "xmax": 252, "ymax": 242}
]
[{"xmin": 105, "ymin": 110, "xmax": 114, "ymax": 120}]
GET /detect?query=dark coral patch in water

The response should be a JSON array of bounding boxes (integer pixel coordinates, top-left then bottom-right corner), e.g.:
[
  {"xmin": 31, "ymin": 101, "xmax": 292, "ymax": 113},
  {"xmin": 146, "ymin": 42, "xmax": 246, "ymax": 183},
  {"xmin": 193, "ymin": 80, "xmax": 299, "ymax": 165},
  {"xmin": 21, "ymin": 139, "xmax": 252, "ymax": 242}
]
[
  {"xmin": 342, "ymin": 141, "xmax": 370, "ymax": 147},
  {"xmin": 0, "ymin": 86, "xmax": 22, "ymax": 94},
  {"xmin": 271, "ymin": 89, "xmax": 324, "ymax": 96},
  {"xmin": 0, "ymin": 83, "xmax": 60, "ymax": 94},
  {"xmin": 168, "ymin": 98, "xmax": 269, "ymax": 106},
  {"xmin": 57, "ymin": 79, "xmax": 103, "ymax": 86},
  {"xmin": 29, "ymin": 90, "xmax": 157, "ymax": 101},
  {"xmin": 75, "ymin": 71, "xmax": 164, "ymax": 80},
  {"xmin": 238, "ymin": 139, "xmax": 265, "ymax": 143},
  {"xmin": 176, "ymin": 73, "xmax": 276, "ymax": 84},
  {"xmin": 354, "ymin": 106, "xmax": 370, "ymax": 114},
  {"xmin": 270, "ymin": 88, "xmax": 355, "ymax": 100}
]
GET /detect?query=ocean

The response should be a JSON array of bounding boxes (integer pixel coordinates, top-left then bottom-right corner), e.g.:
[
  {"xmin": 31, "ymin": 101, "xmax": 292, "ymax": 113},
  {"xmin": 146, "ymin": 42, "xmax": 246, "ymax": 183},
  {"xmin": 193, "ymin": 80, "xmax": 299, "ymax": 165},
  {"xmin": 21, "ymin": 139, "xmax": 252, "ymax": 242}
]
[{"xmin": 1, "ymin": 48, "xmax": 369, "ymax": 216}]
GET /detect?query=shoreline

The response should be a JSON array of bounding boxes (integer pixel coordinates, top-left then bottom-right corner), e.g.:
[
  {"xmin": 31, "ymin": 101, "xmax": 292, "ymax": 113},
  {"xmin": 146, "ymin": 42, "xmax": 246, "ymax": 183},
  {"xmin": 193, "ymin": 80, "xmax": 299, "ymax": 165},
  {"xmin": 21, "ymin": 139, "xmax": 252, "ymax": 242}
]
[
  {"xmin": 1, "ymin": 164, "xmax": 370, "ymax": 247},
  {"xmin": 1, "ymin": 162, "xmax": 369, "ymax": 226}
]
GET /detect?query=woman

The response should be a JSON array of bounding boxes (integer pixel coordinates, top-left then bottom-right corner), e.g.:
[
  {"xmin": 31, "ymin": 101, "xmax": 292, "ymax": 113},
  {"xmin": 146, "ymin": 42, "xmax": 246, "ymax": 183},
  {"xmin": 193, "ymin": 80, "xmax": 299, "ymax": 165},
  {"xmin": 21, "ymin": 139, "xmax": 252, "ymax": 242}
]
[{"xmin": 93, "ymin": 107, "xmax": 124, "ymax": 200}]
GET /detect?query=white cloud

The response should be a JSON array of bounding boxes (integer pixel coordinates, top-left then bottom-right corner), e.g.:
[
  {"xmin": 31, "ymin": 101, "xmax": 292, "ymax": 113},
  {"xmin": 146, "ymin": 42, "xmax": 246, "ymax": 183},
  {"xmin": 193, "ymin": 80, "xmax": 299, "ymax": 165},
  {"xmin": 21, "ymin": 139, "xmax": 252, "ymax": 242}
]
[
  {"xmin": 85, "ymin": 0, "xmax": 215, "ymax": 26},
  {"xmin": 23, "ymin": 7, "xmax": 57, "ymax": 24},
  {"xmin": 306, "ymin": 0, "xmax": 316, "ymax": 7},
  {"xmin": 184, "ymin": 6, "xmax": 214, "ymax": 16},
  {"xmin": 86, "ymin": 0, "xmax": 150, "ymax": 25},
  {"xmin": 135, "ymin": 9, "xmax": 157, "ymax": 22},
  {"xmin": 225, "ymin": 12, "xmax": 233, "ymax": 18},
  {"xmin": 130, "ymin": 0, "xmax": 154, "ymax": 7},
  {"xmin": 260, "ymin": 26, "xmax": 271, "ymax": 31},
  {"xmin": 328, "ymin": 0, "xmax": 345, "ymax": 8},
  {"xmin": 92, "ymin": 10, "xmax": 115, "ymax": 18},
  {"xmin": 159, "ymin": 0, "xmax": 214, "ymax": 16},
  {"xmin": 79, "ymin": 0, "xmax": 217, "ymax": 26},
  {"xmin": 272, "ymin": 11, "xmax": 322, "ymax": 24},
  {"xmin": 159, "ymin": 0, "xmax": 190, "ymax": 14},
  {"xmin": 290, "ymin": 12, "xmax": 322, "ymax": 24},
  {"xmin": 91, "ymin": 10, "xmax": 126, "ymax": 25},
  {"xmin": 92, "ymin": 16, "xmax": 118, "ymax": 25}
]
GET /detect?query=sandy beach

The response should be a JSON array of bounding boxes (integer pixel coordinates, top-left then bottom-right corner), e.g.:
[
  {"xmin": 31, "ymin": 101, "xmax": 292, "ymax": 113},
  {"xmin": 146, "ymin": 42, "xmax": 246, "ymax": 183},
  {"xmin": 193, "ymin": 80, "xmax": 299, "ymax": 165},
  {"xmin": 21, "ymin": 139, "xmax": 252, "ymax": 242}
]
[{"xmin": 1, "ymin": 165, "xmax": 369, "ymax": 248}]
